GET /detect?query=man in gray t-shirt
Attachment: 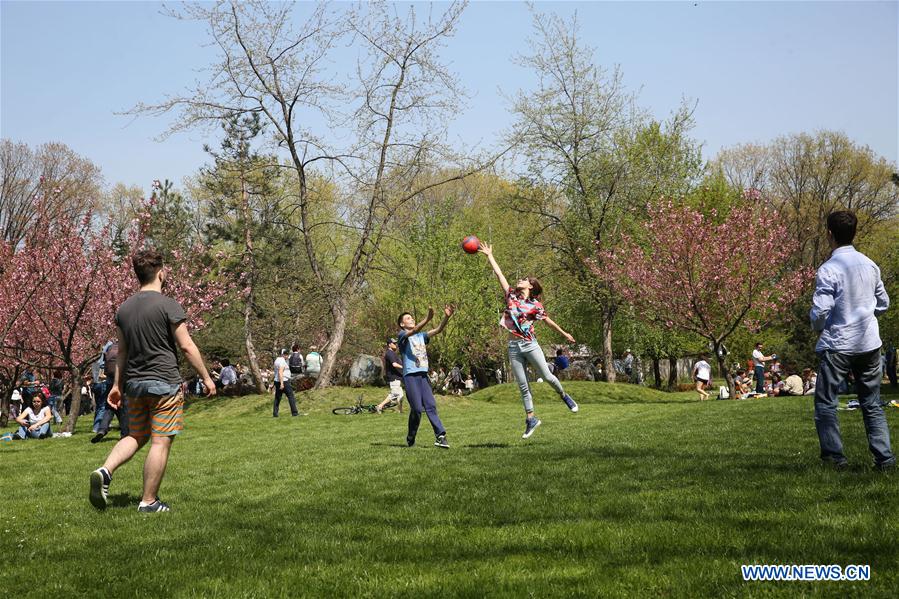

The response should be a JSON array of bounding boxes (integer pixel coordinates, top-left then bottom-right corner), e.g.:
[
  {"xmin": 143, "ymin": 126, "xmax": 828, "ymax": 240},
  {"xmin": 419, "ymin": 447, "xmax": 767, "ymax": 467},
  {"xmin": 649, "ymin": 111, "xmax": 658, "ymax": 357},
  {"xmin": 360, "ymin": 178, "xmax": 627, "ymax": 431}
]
[{"xmin": 89, "ymin": 249, "xmax": 216, "ymax": 513}]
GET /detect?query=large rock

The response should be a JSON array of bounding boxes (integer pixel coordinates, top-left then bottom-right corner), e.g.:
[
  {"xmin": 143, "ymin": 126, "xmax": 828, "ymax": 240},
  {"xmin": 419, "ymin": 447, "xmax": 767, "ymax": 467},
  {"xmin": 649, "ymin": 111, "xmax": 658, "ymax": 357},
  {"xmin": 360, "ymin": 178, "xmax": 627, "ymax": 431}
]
[
  {"xmin": 349, "ymin": 354, "xmax": 383, "ymax": 387},
  {"xmin": 566, "ymin": 360, "xmax": 595, "ymax": 381}
]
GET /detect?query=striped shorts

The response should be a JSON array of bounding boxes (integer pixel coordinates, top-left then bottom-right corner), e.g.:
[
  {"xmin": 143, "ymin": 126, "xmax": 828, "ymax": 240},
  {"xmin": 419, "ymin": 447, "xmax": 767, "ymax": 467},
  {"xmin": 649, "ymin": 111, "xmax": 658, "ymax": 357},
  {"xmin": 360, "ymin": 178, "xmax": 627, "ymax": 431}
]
[{"xmin": 127, "ymin": 389, "xmax": 184, "ymax": 438}]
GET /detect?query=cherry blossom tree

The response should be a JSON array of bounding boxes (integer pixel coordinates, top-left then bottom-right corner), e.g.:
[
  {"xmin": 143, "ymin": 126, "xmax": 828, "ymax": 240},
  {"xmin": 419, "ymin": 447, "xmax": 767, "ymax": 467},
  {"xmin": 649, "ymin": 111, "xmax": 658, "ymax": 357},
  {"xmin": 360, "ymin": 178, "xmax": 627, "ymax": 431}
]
[
  {"xmin": 1, "ymin": 188, "xmax": 231, "ymax": 431},
  {"xmin": 590, "ymin": 190, "xmax": 814, "ymax": 395}
]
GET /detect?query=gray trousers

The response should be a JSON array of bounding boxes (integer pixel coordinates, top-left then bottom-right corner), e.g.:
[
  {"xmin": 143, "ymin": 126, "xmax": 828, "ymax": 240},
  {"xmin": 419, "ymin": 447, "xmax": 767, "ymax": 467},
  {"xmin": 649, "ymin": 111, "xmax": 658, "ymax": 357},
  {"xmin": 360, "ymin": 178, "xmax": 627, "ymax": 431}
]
[
  {"xmin": 814, "ymin": 348, "xmax": 895, "ymax": 467},
  {"xmin": 508, "ymin": 339, "xmax": 565, "ymax": 413}
]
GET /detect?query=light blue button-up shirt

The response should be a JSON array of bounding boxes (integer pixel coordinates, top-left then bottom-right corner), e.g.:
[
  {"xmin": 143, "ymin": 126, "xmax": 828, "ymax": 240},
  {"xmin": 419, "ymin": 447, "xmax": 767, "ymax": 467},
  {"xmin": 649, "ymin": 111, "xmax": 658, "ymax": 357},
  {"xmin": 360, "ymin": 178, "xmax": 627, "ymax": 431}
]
[{"xmin": 810, "ymin": 245, "xmax": 890, "ymax": 353}]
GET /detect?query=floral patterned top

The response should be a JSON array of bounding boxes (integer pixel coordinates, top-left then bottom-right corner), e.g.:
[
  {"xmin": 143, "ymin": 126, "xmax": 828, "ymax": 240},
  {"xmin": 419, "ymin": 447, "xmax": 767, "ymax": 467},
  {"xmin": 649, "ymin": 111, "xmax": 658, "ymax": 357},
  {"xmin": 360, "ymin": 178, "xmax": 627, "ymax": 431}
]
[{"xmin": 501, "ymin": 289, "xmax": 546, "ymax": 342}]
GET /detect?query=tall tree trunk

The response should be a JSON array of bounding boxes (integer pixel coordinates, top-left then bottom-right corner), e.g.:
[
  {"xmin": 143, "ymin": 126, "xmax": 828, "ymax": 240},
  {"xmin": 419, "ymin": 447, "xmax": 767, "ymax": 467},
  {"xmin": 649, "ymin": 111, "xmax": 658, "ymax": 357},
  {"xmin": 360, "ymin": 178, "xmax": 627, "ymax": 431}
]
[
  {"xmin": 714, "ymin": 342, "xmax": 734, "ymax": 398},
  {"xmin": 0, "ymin": 389, "xmax": 10, "ymax": 427},
  {"xmin": 64, "ymin": 364, "xmax": 82, "ymax": 433},
  {"xmin": 241, "ymin": 175, "xmax": 265, "ymax": 395},
  {"xmin": 315, "ymin": 298, "xmax": 348, "ymax": 389},
  {"xmin": 244, "ymin": 298, "xmax": 266, "ymax": 395},
  {"xmin": 601, "ymin": 310, "xmax": 616, "ymax": 383},
  {"xmin": 652, "ymin": 357, "xmax": 661, "ymax": 389},
  {"xmin": 667, "ymin": 356, "xmax": 678, "ymax": 389}
]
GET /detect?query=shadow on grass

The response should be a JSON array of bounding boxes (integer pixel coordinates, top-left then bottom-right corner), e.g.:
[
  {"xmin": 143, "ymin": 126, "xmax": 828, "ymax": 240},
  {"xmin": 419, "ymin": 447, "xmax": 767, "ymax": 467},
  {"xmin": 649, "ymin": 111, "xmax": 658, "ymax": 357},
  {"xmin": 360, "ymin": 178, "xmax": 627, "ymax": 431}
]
[
  {"xmin": 108, "ymin": 493, "xmax": 140, "ymax": 509},
  {"xmin": 370, "ymin": 442, "xmax": 407, "ymax": 448},
  {"xmin": 464, "ymin": 443, "xmax": 510, "ymax": 449}
]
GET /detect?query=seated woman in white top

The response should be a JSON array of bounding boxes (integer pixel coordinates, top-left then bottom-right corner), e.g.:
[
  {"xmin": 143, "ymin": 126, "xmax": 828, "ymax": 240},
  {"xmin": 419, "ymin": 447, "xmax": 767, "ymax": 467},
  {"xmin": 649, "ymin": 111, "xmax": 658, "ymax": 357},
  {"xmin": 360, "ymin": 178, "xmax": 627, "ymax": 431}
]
[
  {"xmin": 802, "ymin": 368, "xmax": 817, "ymax": 396},
  {"xmin": 13, "ymin": 392, "xmax": 53, "ymax": 439}
]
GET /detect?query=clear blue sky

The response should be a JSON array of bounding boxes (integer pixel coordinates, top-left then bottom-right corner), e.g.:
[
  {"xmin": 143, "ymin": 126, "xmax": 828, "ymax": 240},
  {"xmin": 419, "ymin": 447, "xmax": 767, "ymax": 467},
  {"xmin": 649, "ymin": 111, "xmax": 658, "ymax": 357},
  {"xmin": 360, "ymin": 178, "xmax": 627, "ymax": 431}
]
[{"xmin": 2, "ymin": 1, "xmax": 896, "ymax": 191}]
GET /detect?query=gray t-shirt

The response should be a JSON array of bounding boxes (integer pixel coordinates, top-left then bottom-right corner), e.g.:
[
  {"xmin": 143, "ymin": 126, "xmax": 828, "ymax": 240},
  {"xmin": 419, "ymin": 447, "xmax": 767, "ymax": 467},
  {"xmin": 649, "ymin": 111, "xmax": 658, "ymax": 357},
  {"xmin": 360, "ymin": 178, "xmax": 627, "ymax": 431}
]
[{"xmin": 115, "ymin": 291, "xmax": 187, "ymax": 386}]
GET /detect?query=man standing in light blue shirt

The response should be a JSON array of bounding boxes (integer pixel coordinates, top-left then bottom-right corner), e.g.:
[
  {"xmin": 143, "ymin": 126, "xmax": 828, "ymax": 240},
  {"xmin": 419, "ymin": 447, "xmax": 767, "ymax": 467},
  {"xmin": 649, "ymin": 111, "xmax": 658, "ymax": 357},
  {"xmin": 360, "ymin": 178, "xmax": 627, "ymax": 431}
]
[{"xmin": 810, "ymin": 211, "xmax": 893, "ymax": 470}]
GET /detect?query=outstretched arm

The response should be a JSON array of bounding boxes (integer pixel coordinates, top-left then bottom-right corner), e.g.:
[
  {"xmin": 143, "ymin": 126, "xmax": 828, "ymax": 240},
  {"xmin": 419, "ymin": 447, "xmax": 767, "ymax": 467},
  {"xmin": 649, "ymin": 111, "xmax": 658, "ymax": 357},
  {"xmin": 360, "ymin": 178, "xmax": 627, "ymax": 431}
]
[
  {"xmin": 407, "ymin": 308, "xmax": 434, "ymax": 336},
  {"xmin": 427, "ymin": 305, "xmax": 456, "ymax": 338},
  {"xmin": 478, "ymin": 243, "xmax": 510, "ymax": 294},
  {"xmin": 543, "ymin": 316, "xmax": 575, "ymax": 344}
]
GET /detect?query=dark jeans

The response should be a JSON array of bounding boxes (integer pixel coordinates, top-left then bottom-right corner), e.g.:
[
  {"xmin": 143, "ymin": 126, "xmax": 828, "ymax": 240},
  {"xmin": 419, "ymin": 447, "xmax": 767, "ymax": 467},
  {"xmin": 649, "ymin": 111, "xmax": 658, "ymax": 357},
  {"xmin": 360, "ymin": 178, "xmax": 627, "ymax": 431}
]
[
  {"xmin": 92, "ymin": 381, "xmax": 110, "ymax": 432},
  {"xmin": 97, "ymin": 396, "xmax": 129, "ymax": 437},
  {"xmin": 814, "ymin": 348, "xmax": 895, "ymax": 467},
  {"xmin": 754, "ymin": 365, "xmax": 765, "ymax": 394},
  {"xmin": 404, "ymin": 373, "xmax": 445, "ymax": 441},
  {"xmin": 887, "ymin": 352, "xmax": 897, "ymax": 388},
  {"xmin": 273, "ymin": 380, "xmax": 298, "ymax": 417}
]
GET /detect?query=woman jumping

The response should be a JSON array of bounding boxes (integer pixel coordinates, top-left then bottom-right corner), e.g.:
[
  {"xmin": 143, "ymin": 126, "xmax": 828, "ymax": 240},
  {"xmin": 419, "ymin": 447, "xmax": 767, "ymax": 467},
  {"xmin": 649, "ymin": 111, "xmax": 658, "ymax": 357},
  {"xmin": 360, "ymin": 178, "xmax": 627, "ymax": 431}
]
[{"xmin": 479, "ymin": 243, "xmax": 578, "ymax": 438}]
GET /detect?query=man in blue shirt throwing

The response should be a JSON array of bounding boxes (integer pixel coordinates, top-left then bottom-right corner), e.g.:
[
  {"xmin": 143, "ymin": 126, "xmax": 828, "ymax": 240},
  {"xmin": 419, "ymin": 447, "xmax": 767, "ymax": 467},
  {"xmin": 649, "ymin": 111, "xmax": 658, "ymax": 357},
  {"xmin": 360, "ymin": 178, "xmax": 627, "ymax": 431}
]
[{"xmin": 810, "ymin": 211, "xmax": 894, "ymax": 470}]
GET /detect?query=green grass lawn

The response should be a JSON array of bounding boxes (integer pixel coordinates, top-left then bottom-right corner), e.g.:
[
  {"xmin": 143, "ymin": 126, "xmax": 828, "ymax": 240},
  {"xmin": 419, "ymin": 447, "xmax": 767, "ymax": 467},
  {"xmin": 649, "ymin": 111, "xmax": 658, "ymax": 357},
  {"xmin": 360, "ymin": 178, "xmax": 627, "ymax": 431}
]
[{"xmin": 2, "ymin": 381, "xmax": 898, "ymax": 597}]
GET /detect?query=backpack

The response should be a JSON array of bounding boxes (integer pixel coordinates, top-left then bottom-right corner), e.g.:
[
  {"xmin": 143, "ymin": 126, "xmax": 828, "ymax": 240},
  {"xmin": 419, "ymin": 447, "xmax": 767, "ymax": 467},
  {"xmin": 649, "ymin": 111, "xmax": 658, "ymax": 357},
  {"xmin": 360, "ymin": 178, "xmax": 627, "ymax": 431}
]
[
  {"xmin": 718, "ymin": 385, "xmax": 730, "ymax": 400},
  {"xmin": 104, "ymin": 343, "xmax": 119, "ymax": 378},
  {"xmin": 289, "ymin": 351, "xmax": 305, "ymax": 374}
]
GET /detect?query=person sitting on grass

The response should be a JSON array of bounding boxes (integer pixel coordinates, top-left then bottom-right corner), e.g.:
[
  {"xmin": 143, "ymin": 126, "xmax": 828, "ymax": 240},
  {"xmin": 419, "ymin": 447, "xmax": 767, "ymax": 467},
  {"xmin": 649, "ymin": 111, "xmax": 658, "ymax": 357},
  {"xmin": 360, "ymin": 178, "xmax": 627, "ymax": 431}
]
[
  {"xmin": 802, "ymin": 368, "xmax": 817, "ymax": 396},
  {"xmin": 775, "ymin": 369, "xmax": 804, "ymax": 396},
  {"xmin": 218, "ymin": 359, "xmax": 238, "ymax": 390},
  {"xmin": 733, "ymin": 369, "xmax": 750, "ymax": 399},
  {"xmin": 12, "ymin": 392, "xmax": 52, "ymax": 439}
]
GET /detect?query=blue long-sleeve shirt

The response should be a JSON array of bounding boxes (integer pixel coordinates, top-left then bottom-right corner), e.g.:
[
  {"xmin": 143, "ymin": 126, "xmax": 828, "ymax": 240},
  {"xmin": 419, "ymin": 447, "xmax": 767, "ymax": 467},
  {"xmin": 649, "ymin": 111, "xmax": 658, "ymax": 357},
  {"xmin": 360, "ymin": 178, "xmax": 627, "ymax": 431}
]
[{"xmin": 809, "ymin": 245, "xmax": 890, "ymax": 353}]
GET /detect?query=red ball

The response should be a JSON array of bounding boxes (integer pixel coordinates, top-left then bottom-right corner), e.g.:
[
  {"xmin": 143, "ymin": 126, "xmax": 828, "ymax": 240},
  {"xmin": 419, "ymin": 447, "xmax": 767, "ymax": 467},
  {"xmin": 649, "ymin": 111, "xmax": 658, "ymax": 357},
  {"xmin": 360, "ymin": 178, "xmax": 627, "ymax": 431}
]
[{"xmin": 461, "ymin": 235, "xmax": 480, "ymax": 254}]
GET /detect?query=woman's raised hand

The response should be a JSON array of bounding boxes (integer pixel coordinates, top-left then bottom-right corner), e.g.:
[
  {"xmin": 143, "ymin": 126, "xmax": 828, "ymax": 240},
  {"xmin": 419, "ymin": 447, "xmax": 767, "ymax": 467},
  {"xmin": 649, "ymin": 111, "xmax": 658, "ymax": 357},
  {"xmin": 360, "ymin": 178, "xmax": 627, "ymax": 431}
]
[{"xmin": 478, "ymin": 242, "xmax": 493, "ymax": 257}]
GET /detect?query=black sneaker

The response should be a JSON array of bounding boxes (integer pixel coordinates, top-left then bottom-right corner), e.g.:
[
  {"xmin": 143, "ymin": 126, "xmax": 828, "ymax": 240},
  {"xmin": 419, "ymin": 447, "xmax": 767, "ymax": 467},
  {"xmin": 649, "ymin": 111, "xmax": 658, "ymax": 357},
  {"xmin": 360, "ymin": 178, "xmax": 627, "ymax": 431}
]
[
  {"xmin": 138, "ymin": 499, "xmax": 171, "ymax": 513},
  {"xmin": 434, "ymin": 434, "xmax": 449, "ymax": 449},
  {"xmin": 89, "ymin": 467, "xmax": 111, "ymax": 510},
  {"xmin": 90, "ymin": 432, "xmax": 107, "ymax": 444}
]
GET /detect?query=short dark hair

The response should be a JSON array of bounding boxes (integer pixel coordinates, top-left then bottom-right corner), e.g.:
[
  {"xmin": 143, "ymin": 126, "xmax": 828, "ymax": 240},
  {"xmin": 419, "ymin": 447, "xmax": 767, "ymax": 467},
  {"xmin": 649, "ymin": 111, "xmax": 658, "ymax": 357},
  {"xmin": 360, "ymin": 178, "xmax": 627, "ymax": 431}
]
[
  {"xmin": 556, "ymin": 348, "xmax": 564, "ymax": 356},
  {"xmin": 755, "ymin": 342, "xmax": 763, "ymax": 348},
  {"xmin": 221, "ymin": 358, "xmax": 231, "ymax": 367},
  {"xmin": 827, "ymin": 211, "xmax": 857, "ymax": 246},
  {"xmin": 397, "ymin": 312, "xmax": 413, "ymax": 326},
  {"xmin": 132, "ymin": 249, "xmax": 164, "ymax": 285},
  {"xmin": 291, "ymin": 344, "xmax": 300, "ymax": 352}
]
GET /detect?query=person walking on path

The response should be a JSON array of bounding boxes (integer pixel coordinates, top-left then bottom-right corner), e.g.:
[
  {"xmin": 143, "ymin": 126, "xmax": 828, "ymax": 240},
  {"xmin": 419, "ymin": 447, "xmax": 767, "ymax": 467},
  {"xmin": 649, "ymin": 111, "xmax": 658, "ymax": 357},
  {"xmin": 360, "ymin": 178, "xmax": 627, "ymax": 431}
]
[
  {"xmin": 810, "ymin": 211, "xmax": 893, "ymax": 470},
  {"xmin": 273, "ymin": 349, "xmax": 299, "ymax": 417},
  {"xmin": 89, "ymin": 249, "xmax": 216, "ymax": 513},
  {"xmin": 478, "ymin": 243, "xmax": 578, "ymax": 439}
]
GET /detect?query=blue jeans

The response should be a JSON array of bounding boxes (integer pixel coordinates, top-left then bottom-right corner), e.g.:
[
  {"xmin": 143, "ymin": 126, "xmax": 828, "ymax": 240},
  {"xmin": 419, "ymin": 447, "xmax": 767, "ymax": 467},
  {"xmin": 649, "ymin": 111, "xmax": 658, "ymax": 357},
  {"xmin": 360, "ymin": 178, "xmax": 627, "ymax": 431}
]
[
  {"xmin": 508, "ymin": 339, "xmax": 566, "ymax": 413},
  {"xmin": 47, "ymin": 395, "xmax": 63, "ymax": 424},
  {"xmin": 14, "ymin": 422, "xmax": 50, "ymax": 439},
  {"xmin": 92, "ymin": 381, "xmax": 110, "ymax": 432},
  {"xmin": 754, "ymin": 365, "xmax": 765, "ymax": 394},
  {"xmin": 814, "ymin": 349, "xmax": 895, "ymax": 467}
]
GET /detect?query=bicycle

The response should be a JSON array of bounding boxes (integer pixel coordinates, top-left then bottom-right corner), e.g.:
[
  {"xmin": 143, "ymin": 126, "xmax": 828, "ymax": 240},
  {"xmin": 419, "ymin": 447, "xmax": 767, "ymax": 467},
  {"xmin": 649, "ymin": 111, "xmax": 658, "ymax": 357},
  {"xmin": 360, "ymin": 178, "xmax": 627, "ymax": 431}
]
[{"xmin": 332, "ymin": 394, "xmax": 399, "ymax": 415}]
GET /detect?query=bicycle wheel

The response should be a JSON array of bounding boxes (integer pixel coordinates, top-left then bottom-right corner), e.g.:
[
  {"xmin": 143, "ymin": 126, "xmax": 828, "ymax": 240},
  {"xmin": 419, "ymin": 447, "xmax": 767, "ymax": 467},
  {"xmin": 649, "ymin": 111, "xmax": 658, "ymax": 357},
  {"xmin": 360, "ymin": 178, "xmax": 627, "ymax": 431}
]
[{"xmin": 332, "ymin": 407, "xmax": 359, "ymax": 415}]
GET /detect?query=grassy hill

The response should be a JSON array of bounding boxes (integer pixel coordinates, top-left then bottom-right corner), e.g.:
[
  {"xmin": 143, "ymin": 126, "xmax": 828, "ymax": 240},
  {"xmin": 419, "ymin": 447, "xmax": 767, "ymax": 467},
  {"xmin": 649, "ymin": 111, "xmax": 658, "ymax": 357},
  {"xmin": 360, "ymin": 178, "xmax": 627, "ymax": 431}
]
[{"xmin": 2, "ymin": 381, "xmax": 897, "ymax": 597}]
